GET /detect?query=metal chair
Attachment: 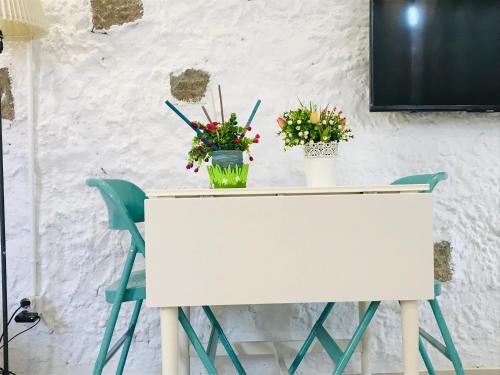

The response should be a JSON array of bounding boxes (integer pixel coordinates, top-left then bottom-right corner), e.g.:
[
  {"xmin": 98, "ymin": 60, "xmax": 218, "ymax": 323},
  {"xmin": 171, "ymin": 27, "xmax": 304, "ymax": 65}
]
[
  {"xmin": 392, "ymin": 173, "xmax": 464, "ymax": 375},
  {"xmin": 289, "ymin": 173, "xmax": 463, "ymax": 375},
  {"xmin": 87, "ymin": 179, "xmax": 246, "ymax": 375}
]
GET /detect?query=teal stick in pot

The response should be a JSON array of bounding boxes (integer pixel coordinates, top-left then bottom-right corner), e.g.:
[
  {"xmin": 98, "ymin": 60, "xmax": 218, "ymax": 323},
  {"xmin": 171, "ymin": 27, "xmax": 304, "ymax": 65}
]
[
  {"xmin": 246, "ymin": 99, "xmax": 262, "ymax": 126},
  {"xmin": 165, "ymin": 100, "xmax": 218, "ymax": 150}
]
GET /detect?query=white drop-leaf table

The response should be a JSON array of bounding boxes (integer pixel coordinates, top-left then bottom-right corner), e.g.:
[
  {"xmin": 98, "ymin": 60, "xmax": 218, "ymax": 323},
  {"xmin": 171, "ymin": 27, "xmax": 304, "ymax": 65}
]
[{"xmin": 145, "ymin": 185, "xmax": 434, "ymax": 375}]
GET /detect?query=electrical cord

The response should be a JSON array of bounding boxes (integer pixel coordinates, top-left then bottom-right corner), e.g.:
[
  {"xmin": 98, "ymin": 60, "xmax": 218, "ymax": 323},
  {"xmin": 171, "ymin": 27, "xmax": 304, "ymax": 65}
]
[
  {"xmin": 0, "ymin": 317, "xmax": 40, "ymax": 351},
  {"xmin": 0, "ymin": 306, "xmax": 22, "ymax": 343},
  {"xmin": 0, "ymin": 367, "xmax": 16, "ymax": 375},
  {"xmin": 0, "ymin": 310, "xmax": 39, "ymax": 374}
]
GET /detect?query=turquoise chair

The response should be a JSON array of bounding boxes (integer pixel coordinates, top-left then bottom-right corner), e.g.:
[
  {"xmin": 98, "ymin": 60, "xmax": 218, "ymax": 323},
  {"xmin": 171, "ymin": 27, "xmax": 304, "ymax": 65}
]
[
  {"xmin": 87, "ymin": 179, "xmax": 246, "ymax": 375},
  {"xmin": 289, "ymin": 173, "xmax": 464, "ymax": 375},
  {"xmin": 391, "ymin": 173, "xmax": 464, "ymax": 375}
]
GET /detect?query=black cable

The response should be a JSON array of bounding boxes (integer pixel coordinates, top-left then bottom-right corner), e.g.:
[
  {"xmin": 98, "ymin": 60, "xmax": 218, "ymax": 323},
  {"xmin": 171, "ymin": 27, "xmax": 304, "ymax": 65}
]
[
  {"xmin": 0, "ymin": 367, "xmax": 16, "ymax": 375},
  {"xmin": 0, "ymin": 317, "xmax": 40, "ymax": 351},
  {"xmin": 0, "ymin": 307, "xmax": 22, "ymax": 343}
]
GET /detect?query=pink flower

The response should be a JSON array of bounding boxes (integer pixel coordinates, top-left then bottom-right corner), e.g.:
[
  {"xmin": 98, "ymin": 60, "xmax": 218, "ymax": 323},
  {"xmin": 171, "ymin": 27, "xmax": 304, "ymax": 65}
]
[{"xmin": 277, "ymin": 117, "xmax": 287, "ymax": 129}]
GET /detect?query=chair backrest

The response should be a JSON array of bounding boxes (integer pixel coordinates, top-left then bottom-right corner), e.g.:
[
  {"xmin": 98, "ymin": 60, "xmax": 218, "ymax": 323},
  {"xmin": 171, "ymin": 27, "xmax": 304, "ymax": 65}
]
[
  {"xmin": 86, "ymin": 179, "xmax": 146, "ymax": 253},
  {"xmin": 391, "ymin": 172, "xmax": 448, "ymax": 192}
]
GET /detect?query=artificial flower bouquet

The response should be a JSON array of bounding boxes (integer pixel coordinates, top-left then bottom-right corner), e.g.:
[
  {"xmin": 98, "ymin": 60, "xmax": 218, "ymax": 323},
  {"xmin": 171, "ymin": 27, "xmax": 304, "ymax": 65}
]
[
  {"xmin": 166, "ymin": 86, "xmax": 261, "ymax": 188},
  {"xmin": 277, "ymin": 102, "xmax": 353, "ymax": 187},
  {"xmin": 186, "ymin": 113, "xmax": 259, "ymax": 173},
  {"xmin": 277, "ymin": 102, "xmax": 352, "ymax": 148}
]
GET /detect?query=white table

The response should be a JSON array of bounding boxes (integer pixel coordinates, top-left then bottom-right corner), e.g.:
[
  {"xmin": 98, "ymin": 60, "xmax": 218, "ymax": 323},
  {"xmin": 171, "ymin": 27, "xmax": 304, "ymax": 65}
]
[{"xmin": 145, "ymin": 185, "xmax": 434, "ymax": 375}]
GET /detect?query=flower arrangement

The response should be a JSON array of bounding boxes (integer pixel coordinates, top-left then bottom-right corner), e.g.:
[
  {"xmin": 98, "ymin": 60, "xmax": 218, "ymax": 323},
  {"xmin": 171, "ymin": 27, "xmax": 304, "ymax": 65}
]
[
  {"xmin": 186, "ymin": 113, "xmax": 260, "ymax": 172},
  {"xmin": 277, "ymin": 102, "xmax": 352, "ymax": 149},
  {"xmin": 165, "ymin": 85, "xmax": 261, "ymax": 189}
]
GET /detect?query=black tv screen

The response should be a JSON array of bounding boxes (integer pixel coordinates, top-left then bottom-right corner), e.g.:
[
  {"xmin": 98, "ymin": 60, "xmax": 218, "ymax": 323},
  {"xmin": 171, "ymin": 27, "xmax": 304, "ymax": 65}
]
[{"xmin": 370, "ymin": 0, "xmax": 500, "ymax": 112}]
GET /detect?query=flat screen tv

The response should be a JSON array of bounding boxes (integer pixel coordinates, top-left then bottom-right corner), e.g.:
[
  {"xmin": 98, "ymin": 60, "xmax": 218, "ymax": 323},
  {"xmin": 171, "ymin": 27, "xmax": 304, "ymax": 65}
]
[{"xmin": 370, "ymin": 0, "xmax": 500, "ymax": 112}]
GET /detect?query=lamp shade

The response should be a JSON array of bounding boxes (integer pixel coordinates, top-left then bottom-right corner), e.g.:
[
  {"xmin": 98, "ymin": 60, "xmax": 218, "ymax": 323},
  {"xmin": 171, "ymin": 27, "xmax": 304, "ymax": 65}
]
[{"xmin": 0, "ymin": 0, "xmax": 48, "ymax": 41}]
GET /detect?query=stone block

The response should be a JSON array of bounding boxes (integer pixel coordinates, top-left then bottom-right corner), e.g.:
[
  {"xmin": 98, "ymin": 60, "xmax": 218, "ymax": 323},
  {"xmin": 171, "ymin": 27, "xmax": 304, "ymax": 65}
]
[
  {"xmin": 170, "ymin": 69, "xmax": 210, "ymax": 103},
  {"xmin": 0, "ymin": 67, "xmax": 15, "ymax": 121},
  {"xmin": 91, "ymin": 0, "xmax": 143, "ymax": 30}
]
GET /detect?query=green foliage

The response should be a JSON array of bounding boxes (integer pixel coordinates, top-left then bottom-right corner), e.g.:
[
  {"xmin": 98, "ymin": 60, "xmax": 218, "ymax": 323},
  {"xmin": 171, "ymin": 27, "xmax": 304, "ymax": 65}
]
[
  {"xmin": 207, "ymin": 164, "xmax": 249, "ymax": 189},
  {"xmin": 277, "ymin": 102, "xmax": 353, "ymax": 149},
  {"xmin": 186, "ymin": 113, "xmax": 260, "ymax": 172}
]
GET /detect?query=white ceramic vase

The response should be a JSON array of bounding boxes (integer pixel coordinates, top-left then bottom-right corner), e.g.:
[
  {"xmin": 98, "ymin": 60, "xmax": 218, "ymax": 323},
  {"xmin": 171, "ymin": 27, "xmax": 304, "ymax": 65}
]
[{"xmin": 303, "ymin": 141, "xmax": 338, "ymax": 187}]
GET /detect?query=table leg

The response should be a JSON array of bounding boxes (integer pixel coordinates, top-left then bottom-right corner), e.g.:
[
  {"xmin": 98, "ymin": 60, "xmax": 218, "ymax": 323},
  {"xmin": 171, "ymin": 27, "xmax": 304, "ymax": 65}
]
[
  {"xmin": 400, "ymin": 300, "xmax": 419, "ymax": 375},
  {"xmin": 179, "ymin": 307, "xmax": 190, "ymax": 375},
  {"xmin": 359, "ymin": 301, "xmax": 372, "ymax": 375},
  {"xmin": 161, "ymin": 307, "xmax": 179, "ymax": 375}
]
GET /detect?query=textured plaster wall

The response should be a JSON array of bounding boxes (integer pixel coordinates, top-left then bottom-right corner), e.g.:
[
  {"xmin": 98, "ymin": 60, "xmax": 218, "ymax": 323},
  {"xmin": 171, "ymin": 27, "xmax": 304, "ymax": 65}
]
[{"xmin": 0, "ymin": 0, "xmax": 499, "ymax": 374}]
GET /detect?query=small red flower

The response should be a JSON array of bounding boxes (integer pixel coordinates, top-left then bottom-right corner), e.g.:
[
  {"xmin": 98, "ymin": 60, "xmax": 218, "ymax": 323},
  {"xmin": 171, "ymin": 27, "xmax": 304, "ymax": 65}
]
[
  {"xmin": 249, "ymin": 156, "xmax": 254, "ymax": 161},
  {"xmin": 213, "ymin": 122, "xmax": 218, "ymax": 126},
  {"xmin": 255, "ymin": 133, "xmax": 260, "ymax": 139},
  {"xmin": 194, "ymin": 167, "xmax": 199, "ymax": 173},
  {"xmin": 246, "ymin": 126, "xmax": 252, "ymax": 131},
  {"xmin": 254, "ymin": 138, "xmax": 259, "ymax": 143},
  {"xmin": 234, "ymin": 138, "xmax": 240, "ymax": 143}
]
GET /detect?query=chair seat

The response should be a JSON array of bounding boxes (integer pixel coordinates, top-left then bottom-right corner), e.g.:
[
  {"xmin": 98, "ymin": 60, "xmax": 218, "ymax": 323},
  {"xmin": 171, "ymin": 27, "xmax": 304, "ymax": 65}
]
[
  {"xmin": 434, "ymin": 279, "xmax": 441, "ymax": 297},
  {"xmin": 105, "ymin": 270, "xmax": 146, "ymax": 303}
]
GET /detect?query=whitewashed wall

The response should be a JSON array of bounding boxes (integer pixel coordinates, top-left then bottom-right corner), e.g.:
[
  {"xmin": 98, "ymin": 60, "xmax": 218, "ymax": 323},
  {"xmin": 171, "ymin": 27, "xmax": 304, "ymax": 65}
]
[{"xmin": 1, "ymin": 0, "xmax": 499, "ymax": 374}]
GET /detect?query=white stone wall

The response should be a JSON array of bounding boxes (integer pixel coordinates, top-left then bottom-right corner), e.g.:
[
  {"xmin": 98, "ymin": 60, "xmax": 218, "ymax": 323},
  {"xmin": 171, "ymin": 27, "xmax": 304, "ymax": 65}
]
[{"xmin": 1, "ymin": 0, "xmax": 499, "ymax": 374}]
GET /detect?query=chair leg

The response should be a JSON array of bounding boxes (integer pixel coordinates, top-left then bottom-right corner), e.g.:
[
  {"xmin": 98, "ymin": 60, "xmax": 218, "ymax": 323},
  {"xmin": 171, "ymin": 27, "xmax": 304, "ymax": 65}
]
[
  {"xmin": 429, "ymin": 299, "xmax": 464, "ymax": 375},
  {"xmin": 178, "ymin": 308, "xmax": 218, "ymax": 375},
  {"xmin": 419, "ymin": 337, "xmax": 436, "ymax": 375},
  {"xmin": 289, "ymin": 303, "xmax": 335, "ymax": 375},
  {"xmin": 93, "ymin": 300, "xmax": 124, "ymax": 375},
  {"xmin": 203, "ymin": 306, "xmax": 246, "ymax": 375},
  {"xmin": 93, "ymin": 251, "xmax": 137, "ymax": 375},
  {"xmin": 115, "ymin": 299, "xmax": 143, "ymax": 375},
  {"xmin": 333, "ymin": 301, "xmax": 380, "ymax": 375}
]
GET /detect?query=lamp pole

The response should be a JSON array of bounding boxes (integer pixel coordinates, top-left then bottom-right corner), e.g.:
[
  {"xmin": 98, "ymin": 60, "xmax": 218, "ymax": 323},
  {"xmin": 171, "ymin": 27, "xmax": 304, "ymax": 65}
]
[{"xmin": 0, "ymin": 28, "xmax": 10, "ymax": 375}]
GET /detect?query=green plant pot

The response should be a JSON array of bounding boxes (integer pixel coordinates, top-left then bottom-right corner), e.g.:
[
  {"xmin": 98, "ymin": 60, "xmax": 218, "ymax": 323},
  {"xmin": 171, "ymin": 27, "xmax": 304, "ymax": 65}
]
[
  {"xmin": 211, "ymin": 150, "xmax": 243, "ymax": 169},
  {"xmin": 207, "ymin": 164, "xmax": 249, "ymax": 189}
]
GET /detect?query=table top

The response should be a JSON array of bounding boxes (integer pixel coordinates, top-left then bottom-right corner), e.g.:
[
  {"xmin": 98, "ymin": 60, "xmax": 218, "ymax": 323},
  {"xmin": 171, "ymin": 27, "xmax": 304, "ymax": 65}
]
[
  {"xmin": 146, "ymin": 184, "xmax": 429, "ymax": 198},
  {"xmin": 145, "ymin": 186, "xmax": 434, "ymax": 306}
]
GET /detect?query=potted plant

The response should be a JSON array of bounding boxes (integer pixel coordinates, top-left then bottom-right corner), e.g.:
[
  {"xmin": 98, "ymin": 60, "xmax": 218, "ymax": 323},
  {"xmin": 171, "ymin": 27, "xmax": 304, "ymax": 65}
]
[
  {"xmin": 166, "ymin": 86, "xmax": 261, "ymax": 188},
  {"xmin": 277, "ymin": 102, "xmax": 352, "ymax": 186},
  {"xmin": 186, "ymin": 113, "xmax": 260, "ymax": 188}
]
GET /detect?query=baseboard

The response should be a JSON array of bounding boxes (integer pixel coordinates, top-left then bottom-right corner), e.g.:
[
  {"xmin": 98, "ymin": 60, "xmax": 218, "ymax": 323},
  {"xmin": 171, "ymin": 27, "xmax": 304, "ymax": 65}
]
[{"xmin": 375, "ymin": 370, "xmax": 499, "ymax": 375}]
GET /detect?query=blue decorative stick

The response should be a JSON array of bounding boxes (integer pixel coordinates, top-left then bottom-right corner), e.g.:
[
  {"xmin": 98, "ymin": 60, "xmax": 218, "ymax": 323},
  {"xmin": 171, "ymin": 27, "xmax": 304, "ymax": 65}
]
[
  {"xmin": 165, "ymin": 100, "xmax": 203, "ymax": 137},
  {"xmin": 246, "ymin": 99, "xmax": 262, "ymax": 126},
  {"xmin": 165, "ymin": 100, "xmax": 218, "ymax": 150}
]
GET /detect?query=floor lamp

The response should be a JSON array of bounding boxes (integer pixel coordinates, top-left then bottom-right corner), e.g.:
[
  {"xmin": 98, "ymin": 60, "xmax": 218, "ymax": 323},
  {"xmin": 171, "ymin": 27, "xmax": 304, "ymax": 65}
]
[{"xmin": 0, "ymin": 1, "xmax": 47, "ymax": 373}]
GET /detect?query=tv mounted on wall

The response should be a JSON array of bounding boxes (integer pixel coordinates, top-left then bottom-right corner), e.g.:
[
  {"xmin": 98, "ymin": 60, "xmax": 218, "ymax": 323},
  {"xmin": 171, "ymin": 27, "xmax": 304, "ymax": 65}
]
[{"xmin": 370, "ymin": 0, "xmax": 500, "ymax": 112}]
